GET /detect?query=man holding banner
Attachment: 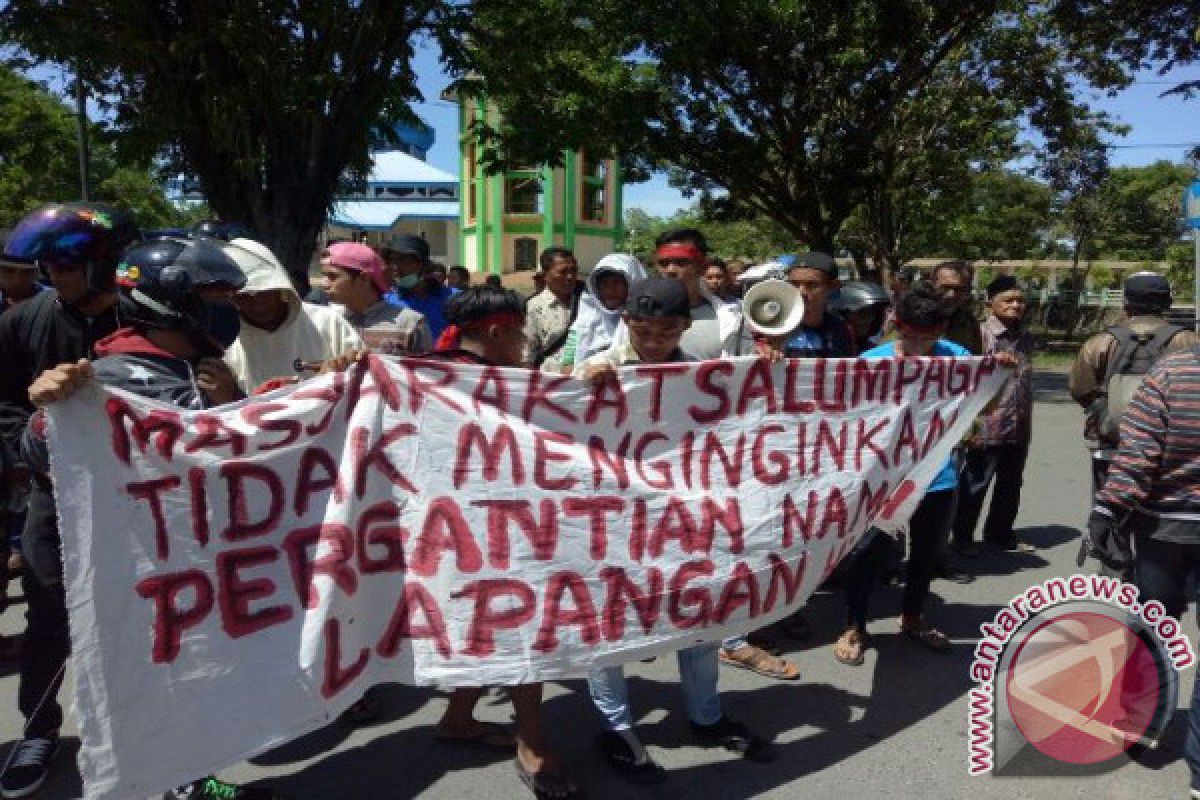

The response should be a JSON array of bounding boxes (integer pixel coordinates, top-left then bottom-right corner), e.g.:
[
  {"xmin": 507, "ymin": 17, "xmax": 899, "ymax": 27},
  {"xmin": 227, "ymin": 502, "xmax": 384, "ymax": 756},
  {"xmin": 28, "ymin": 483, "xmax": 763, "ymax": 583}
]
[
  {"xmin": 24, "ymin": 236, "xmax": 273, "ymax": 800},
  {"xmin": 580, "ymin": 277, "xmax": 775, "ymax": 783},
  {"xmin": 427, "ymin": 285, "xmax": 579, "ymax": 800},
  {"xmin": 0, "ymin": 204, "xmax": 138, "ymax": 800}
]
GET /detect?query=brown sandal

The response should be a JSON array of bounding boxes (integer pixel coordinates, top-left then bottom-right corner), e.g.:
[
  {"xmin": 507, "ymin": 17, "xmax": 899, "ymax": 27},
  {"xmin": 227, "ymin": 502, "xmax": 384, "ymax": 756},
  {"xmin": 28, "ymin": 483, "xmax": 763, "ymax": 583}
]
[
  {"xmin": 719, "ymin": 644, "xmax": 800, "ymax": 680},
  {"xmin": 833, "ymin": 628, "xmax": 867, "ymax": 666}
]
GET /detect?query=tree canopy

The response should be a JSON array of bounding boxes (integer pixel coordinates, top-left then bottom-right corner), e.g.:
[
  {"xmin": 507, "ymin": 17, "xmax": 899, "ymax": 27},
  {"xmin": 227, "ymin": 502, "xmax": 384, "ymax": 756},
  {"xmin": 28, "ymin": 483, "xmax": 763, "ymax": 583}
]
[
  {"xmin": 631, "ymin": 160, "xmax": 1196, "ymax": 270},
  {"xmin": 447, "ymin": 0, "xmax": 1135, "ymax": 255},
  {"xmin": 2, "ymin": 0, "xmax": 440, "ymax": 287}
]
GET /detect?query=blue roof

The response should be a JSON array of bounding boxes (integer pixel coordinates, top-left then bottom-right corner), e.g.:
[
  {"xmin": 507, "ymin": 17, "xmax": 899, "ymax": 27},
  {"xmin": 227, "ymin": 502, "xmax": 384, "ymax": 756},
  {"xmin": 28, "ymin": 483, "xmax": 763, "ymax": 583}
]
[
  {"xmin": 367, "ymin": 151, "xmax": 457, "ymax": 185},
  {"xmin": 330, "ymin": 200, "xmax": 459, "ymax": 229}
]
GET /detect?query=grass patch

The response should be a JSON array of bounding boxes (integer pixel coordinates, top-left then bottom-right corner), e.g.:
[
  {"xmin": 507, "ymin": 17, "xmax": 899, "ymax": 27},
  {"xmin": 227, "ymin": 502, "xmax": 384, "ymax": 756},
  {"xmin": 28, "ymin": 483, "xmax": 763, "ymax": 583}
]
[{"xmin": 1033, "ymin": 349, "xmax": 1078, "ymax": 370}]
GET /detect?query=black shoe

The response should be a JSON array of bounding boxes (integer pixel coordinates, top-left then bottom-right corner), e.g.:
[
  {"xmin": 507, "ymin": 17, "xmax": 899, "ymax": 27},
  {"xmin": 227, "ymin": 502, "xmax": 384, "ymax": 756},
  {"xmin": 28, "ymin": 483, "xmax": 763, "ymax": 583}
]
[
  {"xmin": 596, "ymin": 731, "xmax": 668, "ymax": 785},
  {"xmin": 690, "ymin": 717, "xmax": 775, "ymax": 763},
  {"xmin": 0, "ymin": 736, "xmax": 59, "ymax": 799},
  {"xmin": 163, "ymin": 776, "xmax": 276, "ymax": 800}
]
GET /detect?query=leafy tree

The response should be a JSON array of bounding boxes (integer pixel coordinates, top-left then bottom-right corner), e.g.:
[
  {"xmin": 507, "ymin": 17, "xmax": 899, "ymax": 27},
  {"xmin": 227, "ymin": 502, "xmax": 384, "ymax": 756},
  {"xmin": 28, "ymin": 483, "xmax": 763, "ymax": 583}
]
[
  {"xmin": 1051, "ymin": 0, "xmax": 1198, "ymax": 97},
  {"xmin": 1098, "ymin": 161, "xmax": 1197, "ymax": 260},
  {"xmin": 623, "ymin": 206, "xmax": 794, "ymax": 265},
  {"xmin": 929, "ymin": 169, "xmax": 1056, "ymax": 261},
  {"xmin": 0, "ymin": 67, "xmax": 91, "ymax": 225},
  {"xmin": 3, "ymin": 0, "xmax": 440, "ymax": 288},
  {"xmin": 0, "ymin": 66, "xmax": 192, "ymax": 230},
  {"xmin": 448, "ymin": 0, "xmax": 1129, "ymax": 253},
  {"xmin": 1042, "ymin": 139, "xmax": 1112, "ymax": 337},
  {"xmin": 833, "ymin": 51, "xmax": 1025, "ymax": 276}
]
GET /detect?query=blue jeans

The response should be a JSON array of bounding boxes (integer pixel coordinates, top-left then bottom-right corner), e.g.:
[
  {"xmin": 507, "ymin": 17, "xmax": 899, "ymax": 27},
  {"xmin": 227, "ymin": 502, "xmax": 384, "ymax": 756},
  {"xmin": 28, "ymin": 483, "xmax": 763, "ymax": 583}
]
[{"xmin": 588, "ymin": 643, "xmax": 723, "ymax": 731}]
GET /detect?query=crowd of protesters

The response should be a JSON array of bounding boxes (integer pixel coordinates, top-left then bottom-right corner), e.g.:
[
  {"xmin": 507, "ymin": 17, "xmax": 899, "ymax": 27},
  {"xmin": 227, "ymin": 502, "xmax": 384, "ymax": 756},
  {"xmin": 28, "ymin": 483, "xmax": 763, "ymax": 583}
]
[{"xmin": 0, "ymin": 202, "xmax": 1195, "ymax": 799}]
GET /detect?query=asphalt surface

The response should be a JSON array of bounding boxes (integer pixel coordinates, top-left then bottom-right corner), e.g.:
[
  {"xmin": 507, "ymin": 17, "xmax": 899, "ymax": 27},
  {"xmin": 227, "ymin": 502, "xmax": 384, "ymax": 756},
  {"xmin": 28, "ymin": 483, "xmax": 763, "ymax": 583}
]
[{"xmin": 1, "ymin": 368, "xmax": 1195, "ymax": 800}]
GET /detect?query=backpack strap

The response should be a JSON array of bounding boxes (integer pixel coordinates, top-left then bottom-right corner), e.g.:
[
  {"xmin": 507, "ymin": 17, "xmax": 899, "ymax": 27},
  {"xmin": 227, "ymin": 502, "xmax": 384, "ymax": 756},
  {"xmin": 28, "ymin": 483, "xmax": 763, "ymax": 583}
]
[
  {"xmin": 1146, "ymin": 322, "xmax": 1185, "ymax": 354},
  {"xmin": 1098, "ymin": 325, "xmax": 1136, "ymax": 396}
]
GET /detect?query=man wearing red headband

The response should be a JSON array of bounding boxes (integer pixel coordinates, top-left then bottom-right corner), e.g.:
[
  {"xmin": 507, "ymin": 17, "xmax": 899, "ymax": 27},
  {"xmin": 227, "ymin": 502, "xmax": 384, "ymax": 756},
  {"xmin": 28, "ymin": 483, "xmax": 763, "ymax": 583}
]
[
  {"xmin": 427, "ymin": 286, "xmax": 580, "ymax": 800},
  {"xmin": 835, "ymin": 284, "xmax": 995, "ymax": 667},
  {"xmin": 653, "ymin": 229, "xmax": 753, "ymax": 361},
  {"xmin": 654, "ymin": 229, "xmax": 799, "ymax": 682}
]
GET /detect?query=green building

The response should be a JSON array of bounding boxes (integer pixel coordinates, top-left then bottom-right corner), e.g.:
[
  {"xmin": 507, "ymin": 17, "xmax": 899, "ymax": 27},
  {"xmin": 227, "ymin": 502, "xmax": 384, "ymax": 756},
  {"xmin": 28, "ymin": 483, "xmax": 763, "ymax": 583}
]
[{"xmin": 457, "ymin": 99, "xmax": 624, "ymax": 275}]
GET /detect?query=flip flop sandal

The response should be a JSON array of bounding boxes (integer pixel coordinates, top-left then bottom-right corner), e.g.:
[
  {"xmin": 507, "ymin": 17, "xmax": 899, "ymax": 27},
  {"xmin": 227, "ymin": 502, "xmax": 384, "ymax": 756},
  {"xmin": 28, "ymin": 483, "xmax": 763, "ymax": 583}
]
[
  {"xmin": 902, "ymin": 623, "xmax": 951, "ymax": 653},
  {"xmin": 596, "ymin": 732, "xmax": 667, "ymax": 785},
  {"xmin": 833, "ymin": 630, "xmax": 867, "ymax": 666},
  {"xmin": 434, "ymin": 723, "xmax": 517, "ymax": 753},
  {"xmin": 514, "ymin": 758, "xmax": 583, "ymax": 800},
  {"xmin": 718, "ymin": 645, "xmax": 801, "ymax": 680}
]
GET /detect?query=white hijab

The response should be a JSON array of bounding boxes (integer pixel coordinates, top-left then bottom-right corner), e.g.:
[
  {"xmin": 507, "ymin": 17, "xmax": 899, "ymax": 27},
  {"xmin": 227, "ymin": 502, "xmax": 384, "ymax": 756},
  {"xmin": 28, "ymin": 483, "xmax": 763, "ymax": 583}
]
[{"xmin": 571, "ymin": 253, "xmax": 647, "ymax": 363}]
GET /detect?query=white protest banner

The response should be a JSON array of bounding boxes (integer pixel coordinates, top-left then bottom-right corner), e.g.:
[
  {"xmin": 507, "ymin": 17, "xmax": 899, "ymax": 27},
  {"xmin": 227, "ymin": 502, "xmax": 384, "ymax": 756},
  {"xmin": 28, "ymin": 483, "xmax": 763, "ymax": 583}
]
[{"xmin": 47, "ymin": 354, "xmax": 1005, "ymax": 798}]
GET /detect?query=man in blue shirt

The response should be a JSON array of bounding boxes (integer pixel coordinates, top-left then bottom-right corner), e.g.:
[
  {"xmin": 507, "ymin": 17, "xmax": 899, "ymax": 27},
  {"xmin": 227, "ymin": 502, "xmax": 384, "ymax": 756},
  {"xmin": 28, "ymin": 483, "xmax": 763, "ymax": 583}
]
[
  {"xmin": 835, "ymin": 284, "xmax": 968, "ymax": 666},
  {"xmin": 381, "ymin": 234, "xmax": 459, "ymax": 341},
  {"xmin": 775, "ymin": 252, "xmax": 856, "ymax": 358}
]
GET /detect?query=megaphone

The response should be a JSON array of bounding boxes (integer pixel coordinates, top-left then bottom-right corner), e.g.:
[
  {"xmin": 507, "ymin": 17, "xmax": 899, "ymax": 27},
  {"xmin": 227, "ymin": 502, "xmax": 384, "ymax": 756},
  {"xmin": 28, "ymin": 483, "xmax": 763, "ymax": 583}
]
[{"xmin": 742, "ymin": 278, "xmax": 805, "ymax": 336}]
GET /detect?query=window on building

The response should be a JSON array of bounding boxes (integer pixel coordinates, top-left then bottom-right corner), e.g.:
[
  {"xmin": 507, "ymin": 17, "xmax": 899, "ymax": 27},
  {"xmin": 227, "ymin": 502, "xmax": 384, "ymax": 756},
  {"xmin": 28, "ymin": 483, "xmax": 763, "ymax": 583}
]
[
  {"xmin": 505, "ymin": 171, "xmax": 543, "ymax": 215},
  {"xmin": 580, "ymin": 152, "xmax": 609, "ymax": 223},
  {"xmin": 514, "ymin": 237, "xmax": 538, "ymax": 271}
]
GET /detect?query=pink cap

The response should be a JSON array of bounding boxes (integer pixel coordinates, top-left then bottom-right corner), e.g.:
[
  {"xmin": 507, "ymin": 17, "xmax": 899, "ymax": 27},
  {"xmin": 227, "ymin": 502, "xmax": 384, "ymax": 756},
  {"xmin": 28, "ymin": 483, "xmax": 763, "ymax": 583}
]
[{"xmin": 325, "ymin": 242, "xmax": 389, "ymax": 294}]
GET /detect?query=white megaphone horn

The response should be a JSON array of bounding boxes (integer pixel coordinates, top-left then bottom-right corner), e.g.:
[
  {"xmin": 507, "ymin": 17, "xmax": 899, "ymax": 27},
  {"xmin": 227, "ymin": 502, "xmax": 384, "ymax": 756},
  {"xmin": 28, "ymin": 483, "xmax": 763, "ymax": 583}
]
[{"xmin": 742, "ymin": 278, "xmax": 805, "ymax": 336}]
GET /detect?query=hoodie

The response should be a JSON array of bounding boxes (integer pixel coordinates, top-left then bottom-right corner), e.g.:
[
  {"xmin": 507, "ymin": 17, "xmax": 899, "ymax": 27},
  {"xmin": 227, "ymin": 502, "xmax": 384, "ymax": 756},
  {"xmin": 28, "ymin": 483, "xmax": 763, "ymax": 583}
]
[
  {"xmin": 561, "ymin": 253, "xmax": 647, "ymax": 369},
  {"xmin": 223, "ymin": 238, "xmax": 362, "ymax": 391}
]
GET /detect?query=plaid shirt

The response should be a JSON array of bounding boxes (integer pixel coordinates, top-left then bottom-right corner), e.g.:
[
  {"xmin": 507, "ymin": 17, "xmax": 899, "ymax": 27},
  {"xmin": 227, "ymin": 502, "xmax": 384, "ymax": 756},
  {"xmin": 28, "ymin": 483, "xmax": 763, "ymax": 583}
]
[{"xmin": 978, "ymin": 314, "xmax": 1035, "ymax": 445}]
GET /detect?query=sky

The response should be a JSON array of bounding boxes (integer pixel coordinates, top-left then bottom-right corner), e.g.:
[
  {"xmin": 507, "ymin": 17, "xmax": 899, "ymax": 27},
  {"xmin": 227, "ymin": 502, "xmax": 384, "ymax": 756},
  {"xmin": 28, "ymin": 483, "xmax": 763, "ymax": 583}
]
[{"xmin": 28, "ymin": 40, "xmax": 1200, "ymax": 219}]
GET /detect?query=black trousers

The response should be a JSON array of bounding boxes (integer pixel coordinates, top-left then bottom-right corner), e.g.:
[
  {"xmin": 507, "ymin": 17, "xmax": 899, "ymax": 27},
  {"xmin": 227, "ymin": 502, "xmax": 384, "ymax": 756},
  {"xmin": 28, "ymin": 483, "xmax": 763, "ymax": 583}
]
[
  {"xmin": 952, "ymin": 443, "xmax": 1029, "ymax": 547},
  {"xmin": 845, "ymin": 488, "xmax": 956, "ymax": 626},
  {"xmin": 18, "ymin": 485, "xmax": 68, "ymax": 738}
]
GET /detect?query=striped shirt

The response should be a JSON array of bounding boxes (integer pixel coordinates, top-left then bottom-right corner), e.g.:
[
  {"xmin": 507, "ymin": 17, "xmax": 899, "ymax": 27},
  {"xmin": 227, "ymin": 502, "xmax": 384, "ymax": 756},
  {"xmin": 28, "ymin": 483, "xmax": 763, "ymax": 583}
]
[{"xmin": 1096, "ymin": 349, "xmax": 1200, "ymax": 538}]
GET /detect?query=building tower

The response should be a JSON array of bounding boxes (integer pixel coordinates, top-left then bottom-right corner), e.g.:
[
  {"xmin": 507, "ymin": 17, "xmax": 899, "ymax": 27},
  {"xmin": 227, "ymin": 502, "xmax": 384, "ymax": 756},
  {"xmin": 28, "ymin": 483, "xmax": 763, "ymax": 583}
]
[{"xmin": 457, "ymin": 99, "xmax": 623, "ymax": 275}]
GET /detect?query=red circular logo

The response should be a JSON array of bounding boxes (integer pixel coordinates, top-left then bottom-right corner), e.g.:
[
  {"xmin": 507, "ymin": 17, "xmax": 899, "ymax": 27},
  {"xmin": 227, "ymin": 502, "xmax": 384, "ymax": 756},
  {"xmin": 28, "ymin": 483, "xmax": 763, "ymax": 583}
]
[{"xmin": 1005, "ymin": 611, "xmax": 1160, "ymax": 765}]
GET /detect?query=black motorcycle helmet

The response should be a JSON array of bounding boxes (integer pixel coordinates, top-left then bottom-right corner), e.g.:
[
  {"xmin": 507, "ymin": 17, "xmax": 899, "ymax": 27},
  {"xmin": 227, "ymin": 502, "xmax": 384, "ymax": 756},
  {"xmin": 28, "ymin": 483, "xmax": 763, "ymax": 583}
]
[
  {"xmin": 831, "ymin": 280, "xmax": 892, "ymax": 347},
  {"xmin": 4, "ymin": 202, "xmax": 141, "ymax": 293},
  {"xmin": 116, "ymin": 237, "xmax": 248, "ymax": 357},
  {"xmin": 190, "ymin": 219, "xmax": 253, "ymax": 242},
  {"xmin": 829, "ymin": 280, "xmax": 891, "ymax": 314}
]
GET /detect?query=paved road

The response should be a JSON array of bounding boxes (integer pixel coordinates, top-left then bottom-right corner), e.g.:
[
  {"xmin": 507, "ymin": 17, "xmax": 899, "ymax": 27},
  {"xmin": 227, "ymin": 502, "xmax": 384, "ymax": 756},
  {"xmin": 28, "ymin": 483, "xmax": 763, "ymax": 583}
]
[{"xmin": 1, "ymin": 369, "xmax": 1195, "ymax": 799}]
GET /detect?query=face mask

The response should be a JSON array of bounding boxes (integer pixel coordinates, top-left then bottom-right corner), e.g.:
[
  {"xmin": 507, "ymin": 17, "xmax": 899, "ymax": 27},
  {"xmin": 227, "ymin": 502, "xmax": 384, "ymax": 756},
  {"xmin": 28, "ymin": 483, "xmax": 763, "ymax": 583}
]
[
  {"xmin": 189, "ymin": 300, "xmax": 241, "ymax": 357},
  {"xmin": 396, "ymin": 273, "xmax": 420, "ymax": 290}
]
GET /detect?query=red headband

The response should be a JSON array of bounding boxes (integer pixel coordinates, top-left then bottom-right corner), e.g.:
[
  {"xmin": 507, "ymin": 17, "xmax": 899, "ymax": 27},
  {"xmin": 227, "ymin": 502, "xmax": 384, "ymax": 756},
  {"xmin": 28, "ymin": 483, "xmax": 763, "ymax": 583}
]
[
  {"xmin": 655, "ymin": 243, "xmax": 704, "ymax": 263},
  {"xmin": 434, "ymin": 311, "xmax": 524, "ymax": 351}
]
